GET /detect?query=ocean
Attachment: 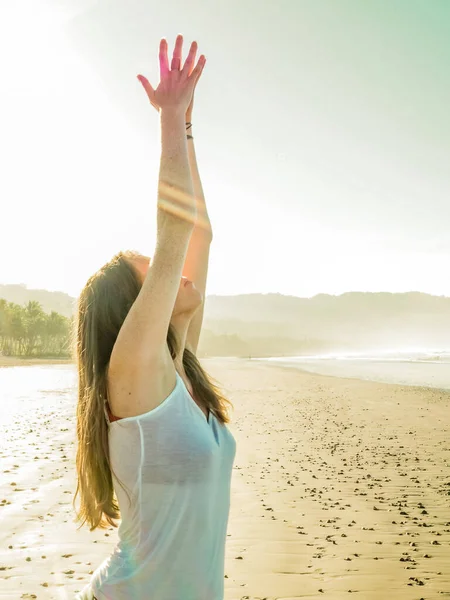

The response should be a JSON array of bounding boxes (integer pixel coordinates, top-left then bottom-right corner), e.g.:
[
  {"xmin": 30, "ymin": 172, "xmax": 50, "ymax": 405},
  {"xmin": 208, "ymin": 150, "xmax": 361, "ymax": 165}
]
[
  {"xmin": 0, "ymin": 364, "xmax": 77, "ymax": 429},
  {"xmin": 253, "ymin": 348, "xmax": 450, "ymax": 391}
]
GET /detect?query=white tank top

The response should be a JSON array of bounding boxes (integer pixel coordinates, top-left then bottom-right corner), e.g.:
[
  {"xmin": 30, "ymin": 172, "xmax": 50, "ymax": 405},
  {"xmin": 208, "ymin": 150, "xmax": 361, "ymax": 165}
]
[{"xmin": 86, "ymin": 370, "xmax": 236, "ymax": 600}]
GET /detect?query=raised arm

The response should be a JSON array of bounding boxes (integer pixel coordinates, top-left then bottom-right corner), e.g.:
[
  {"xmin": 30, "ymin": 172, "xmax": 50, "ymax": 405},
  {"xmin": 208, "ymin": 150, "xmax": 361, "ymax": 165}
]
[
  {"xmin": 110, "ymin": 37, "xmax": 206, "ymax": 374},
  {"xmin": 182, "ymin": 120, "xmax": 213, "ymax": 354}
]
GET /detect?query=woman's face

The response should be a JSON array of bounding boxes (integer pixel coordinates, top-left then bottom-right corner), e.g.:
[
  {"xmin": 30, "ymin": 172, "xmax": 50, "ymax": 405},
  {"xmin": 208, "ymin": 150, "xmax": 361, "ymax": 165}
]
[{"xmin": 130, "ymin": 255, "xmax": 202, "ymax": 317}]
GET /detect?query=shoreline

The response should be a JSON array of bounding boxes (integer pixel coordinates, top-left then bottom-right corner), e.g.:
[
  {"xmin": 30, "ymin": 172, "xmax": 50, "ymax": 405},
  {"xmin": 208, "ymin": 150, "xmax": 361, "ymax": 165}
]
[
  {"xmin": 2, "ymin": 354, "xmax": 449, "ymax": 395},
  {"xmin": 252, "ymin": 355, "xmax": 450, "ymax": 395}
]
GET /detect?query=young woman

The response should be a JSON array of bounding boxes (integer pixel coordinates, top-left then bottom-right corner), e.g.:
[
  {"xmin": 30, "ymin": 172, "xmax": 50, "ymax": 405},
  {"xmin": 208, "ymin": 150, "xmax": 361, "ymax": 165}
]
[{"xmin": 73, "ymin": 35, "xmax": 236, "ymax": 600}]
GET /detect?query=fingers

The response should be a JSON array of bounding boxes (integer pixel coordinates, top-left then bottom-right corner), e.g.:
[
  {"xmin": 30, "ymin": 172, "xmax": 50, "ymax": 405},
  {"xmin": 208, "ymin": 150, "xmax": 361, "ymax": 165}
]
[
  {"xmin": 182, "ymin": 41, "xmax": 198, "ymax": 77},
  {"xmin": 190, "ymin": 54, "xmax": 206, "ymax": 82},
  {"xmin": 159, "ymin": 38, "xmax": 169, "ymax": 79},
  {"xmin": 137, "ymin": 74, "xmax": 155, "ymax": 103},
  {"xmin": 171, "ymin": 34, "xmax": 183, "ymax": 71},
  {"xmin": 158, "ymin": 36, "xmax": 205, "ymax": 85}
]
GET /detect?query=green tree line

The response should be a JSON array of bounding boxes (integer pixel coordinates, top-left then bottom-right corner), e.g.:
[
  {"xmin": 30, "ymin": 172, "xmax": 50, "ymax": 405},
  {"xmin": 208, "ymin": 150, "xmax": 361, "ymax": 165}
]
[{"xmin": 0, "ymin": 298, "xmax": 72, "ymax": 358}]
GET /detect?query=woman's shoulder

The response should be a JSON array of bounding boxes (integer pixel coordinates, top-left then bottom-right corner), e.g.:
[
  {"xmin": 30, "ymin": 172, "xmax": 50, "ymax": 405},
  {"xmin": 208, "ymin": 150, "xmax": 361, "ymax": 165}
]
[{"xmin": 106, "ymin": 348, "xmax": 179, "ymax": 420}]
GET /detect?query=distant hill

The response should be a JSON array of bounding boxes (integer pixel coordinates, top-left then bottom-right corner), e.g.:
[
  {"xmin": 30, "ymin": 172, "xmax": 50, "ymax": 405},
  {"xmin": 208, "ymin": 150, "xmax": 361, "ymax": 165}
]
[
  {"xmin": 1, "ymin": 284, "xmax": 449, "ymax": 357},
  {"xmin": 0, "ymin": 284, "xmax": 77, "ymax": 319},
  {"xmin": 203, "ymin": 291, "xmax": 450, "ymax": 350}
]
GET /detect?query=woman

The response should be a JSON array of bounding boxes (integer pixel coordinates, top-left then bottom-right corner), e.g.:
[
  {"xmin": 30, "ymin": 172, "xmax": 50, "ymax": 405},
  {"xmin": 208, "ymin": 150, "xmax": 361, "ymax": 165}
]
[{"xmin": 73, "ymin": 35, "xmax": 236, "ymax": 600}]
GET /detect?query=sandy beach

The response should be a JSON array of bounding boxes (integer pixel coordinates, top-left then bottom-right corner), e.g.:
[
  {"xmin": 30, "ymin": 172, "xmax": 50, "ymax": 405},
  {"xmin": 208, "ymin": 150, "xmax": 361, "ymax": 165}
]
[{"xmin": 0, "ymin": 357, "xmax": 449, "ymax": 599}]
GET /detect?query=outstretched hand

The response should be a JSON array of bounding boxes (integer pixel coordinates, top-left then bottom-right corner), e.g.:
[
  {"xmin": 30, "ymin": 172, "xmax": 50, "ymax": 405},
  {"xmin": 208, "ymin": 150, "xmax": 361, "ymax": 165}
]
[{"xmin": 137, "ymin": 34, "xmax": 205, "ymax": 120}]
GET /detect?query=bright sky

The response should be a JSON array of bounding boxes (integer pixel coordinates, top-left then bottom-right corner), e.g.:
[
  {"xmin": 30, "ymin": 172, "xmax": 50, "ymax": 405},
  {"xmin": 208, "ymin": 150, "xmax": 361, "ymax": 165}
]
[{"xmin": 1, "ymin": 0, "xmax": 449, "ymax": 299}]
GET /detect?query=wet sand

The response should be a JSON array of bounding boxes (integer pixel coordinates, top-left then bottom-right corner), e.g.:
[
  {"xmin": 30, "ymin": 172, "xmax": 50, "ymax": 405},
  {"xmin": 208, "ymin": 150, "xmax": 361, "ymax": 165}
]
[
  {"xmin": 0, "ymin": 356, "xmax": 73, "ymax": 368},
  {"xmin": 0, "ymin": 357, "xmax": 449, "ymax": 599}
]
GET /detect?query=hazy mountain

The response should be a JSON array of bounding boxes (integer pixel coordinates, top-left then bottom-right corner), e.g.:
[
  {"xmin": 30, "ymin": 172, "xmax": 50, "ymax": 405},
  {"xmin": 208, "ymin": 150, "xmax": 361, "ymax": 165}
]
[
  {"xmin": 1, "ymin": 284, "xmax": 449, "ymax": 357},
  {"xmin": 0, "ymin": 284, "xmax": 77, "ymax": 318},
  {"xmin": 204, "ymin": 292, "xmax": 450, "ymax": 350}
]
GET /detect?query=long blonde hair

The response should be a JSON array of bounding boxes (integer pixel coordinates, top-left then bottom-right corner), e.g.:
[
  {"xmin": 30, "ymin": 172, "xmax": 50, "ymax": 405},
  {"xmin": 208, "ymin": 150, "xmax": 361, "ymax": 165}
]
[{"xmin": 72, "ymin": 250, "xmax": 233, "ymax": 532}]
